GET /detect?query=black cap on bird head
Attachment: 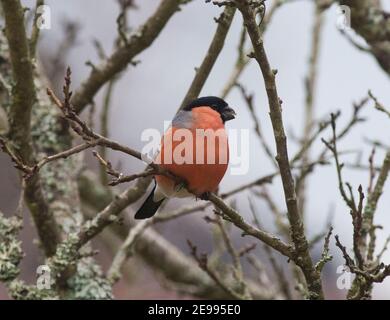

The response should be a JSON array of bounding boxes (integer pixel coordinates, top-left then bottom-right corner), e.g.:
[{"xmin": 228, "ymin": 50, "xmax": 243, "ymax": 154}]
[{"xmin": 184, "ymin": 96, "xmax": 236, "ymax": 122}]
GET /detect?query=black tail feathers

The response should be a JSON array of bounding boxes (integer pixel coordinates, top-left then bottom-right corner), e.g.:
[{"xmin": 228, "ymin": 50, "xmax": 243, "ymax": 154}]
[{"xmin": 135, "ymin": 185, "xmax": 164, "ymax": 219}]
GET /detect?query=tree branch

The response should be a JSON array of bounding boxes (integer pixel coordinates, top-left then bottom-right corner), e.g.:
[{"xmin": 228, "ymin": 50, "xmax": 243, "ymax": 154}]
[
  {"xmin": 179, "ymin": 6, "xmax": 236, "ymax": 110},
  {"xmin": 29, "ymin": 0, "xmax": 45, "ymax": 57},
  {"xmin": 297, "ymin": 0, "xmax": 326, "ymax": 215},
  {"xmin": 72, "ymin": 0, "xmax": 187, "ymax": 113},
  {"xmin": 78, "ymin": 171, "xmax": 274, "ymax": 299},
  {"xmin": 336, "ymin": 0, "xmax": 390, "ymax": 76},
  {"xmin": 362, "ymin": 151, "xmax": 390, "ymax": 259},
  {"xmin": 1, "ymin": 0, "xmax": 36, "ymax": 165},
  {"xmin": 234, "ymin": 0, "xmax": 323, "ymax": 299},
  {"xmin": 1, "ymin": 0, "xmax": 63, "ymax": 257},
  {"xmin": 208, "ymin": 193, "xmax": 294, "ymax": 259},
  {"xmin": 220, "ymin": 0, "xmax": 284, "ymax": 98}
]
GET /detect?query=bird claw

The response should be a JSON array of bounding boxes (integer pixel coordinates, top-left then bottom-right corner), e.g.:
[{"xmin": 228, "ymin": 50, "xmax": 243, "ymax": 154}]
[{"xmin": 199, "ymin": 192, "xmax": 211, "ymax": 201}]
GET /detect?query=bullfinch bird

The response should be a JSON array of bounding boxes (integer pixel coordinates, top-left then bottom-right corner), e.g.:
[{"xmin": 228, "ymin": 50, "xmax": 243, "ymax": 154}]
[{"xmin": 135, "ymin": 96, "xmax": 236, "ymax": 219}]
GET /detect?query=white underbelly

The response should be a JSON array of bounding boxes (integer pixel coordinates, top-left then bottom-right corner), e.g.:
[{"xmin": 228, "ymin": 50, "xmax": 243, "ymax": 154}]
[{"xmin": 154, "ymin": 182, "xmax": 193, "ymax": 201}]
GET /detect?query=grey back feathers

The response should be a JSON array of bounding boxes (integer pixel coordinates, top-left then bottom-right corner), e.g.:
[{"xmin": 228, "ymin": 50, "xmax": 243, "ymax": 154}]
[{"xmin": 172, "ymin": 110, "xmax": 193, "ymax": 129}]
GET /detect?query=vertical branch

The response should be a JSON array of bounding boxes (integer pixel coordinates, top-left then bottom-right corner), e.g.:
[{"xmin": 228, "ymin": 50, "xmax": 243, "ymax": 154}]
[
  {"xmin": 0, "ymin": 106, "xmax": 9, "ymax": 135},
  {"xmin": 29, "ymin": 0, "xmax": 45, "ymax": 57},
  {"xmin": 220, "ymin": 0, "xmax": 284, "ymax": 98},
  {"xmin": 1, "ymin": 0, "xmax": 62, "ymax": 256},
  {"xmin": 99, "ymin": 80, "xmax": 116, "ymax": 185},
  {"xmin": 179, "ymin": 6, "xmax": 236, "ymax": 110},
  {"xmin": 98, "ymin": 0, "xmax": 136, "ymax": 185},
  {"xmin": 321, "ymin": 114, "xmax": 356, "ymax": 210},
  {"xmin": 1, "ymin": 0, "xmax": 36, "ymax": 164},
  {"xmin": 367, "ymin": 147, "xmax": 376, "ymax": 195},
  {"xmin": 248, "ymin": 197, "xmax": 293, "ymax": 299},
  {"xmin": 207, "ymin": 214, "xmax": 252, "ymax": 299},
  {"xmin": 107, "ymin": 220, "xmax": 151, "ymax": 283},
  {"xmin": 297, "ymin": 1, "xmax": 325, "ymax": 215},
  {"xmin": 234, "ymin": 0, "xmax": 323, "ymax": 299},
  {"xmin": 236, "ymin": 83, "xmax": 277, "ymax": 167},
  {"xmin": 187, "ymin": 240, "xmax": 247, "ymax": 300},
  {"xmin": 362, "ymin": 151, "xmax": 390, "ymax": 260}
]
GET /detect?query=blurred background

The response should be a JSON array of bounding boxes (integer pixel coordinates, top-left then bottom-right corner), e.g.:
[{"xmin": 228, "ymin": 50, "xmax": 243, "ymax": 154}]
[{"xmin": 1, "ymin": 0, "xmax": 389, "ymax": 299}]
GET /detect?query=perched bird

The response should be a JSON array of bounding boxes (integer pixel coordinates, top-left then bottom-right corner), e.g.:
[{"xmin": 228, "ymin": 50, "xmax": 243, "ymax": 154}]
[{"xmin": 135, "ymin": 96, "xmax": 236, "ymax": 219}]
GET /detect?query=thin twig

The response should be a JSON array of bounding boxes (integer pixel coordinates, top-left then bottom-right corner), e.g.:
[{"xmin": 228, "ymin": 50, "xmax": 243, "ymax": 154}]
[
  {"xmin": 220, "ymin": 0, "xmax": 284, "ymax": 98},
  {"xmin": 72, "ymin": 0, "xmax": 190, "ymax": 113},
  {"xmin": 297, "ymin": 0, "xmax": 325, "ymax": 215},
  {"xmin": 1, "ymin": 0, "xmax": 62, "ymax": 257},
  {"xmin": 207, "ymin": 193, "xmax": 294, "ymax": 259},
  {"xmin": 187, "ymin": 240, "xmax": 246, "ymax": 300},
  {"xmin": 248, "ymin": 196, "xmax": 293, "ymax": 299},
  {"xmin": 29, "ymin": 0, "xmax": 45, "ymax": 57},
  {"xmin": 179, "ymin": 6, "xmax": 236, "ymax": 110},
  {"xmin": 236, "ymin": 82, "xmax": 277, "ymax": 167},
  {"xmin": 107, "ymin": 220, "xmax": 151, "ymax": 283},
  {"xmin": 369, "ymin": 90, "xmax": 390, "ymax": 118},
  {"xmin": 362, "ymin": 151, "xmax": 390, "ymax": 261},
  {"xmin": 205, "ymin": 213, "xmax": 252, "ymax": 299},
  {"xmin": 367, "ymin": 147, "xmax": 376, "ymax": 195},
  {"xmin": 314, "ymin": 227, "xmax": 333, "ymax": 273}
]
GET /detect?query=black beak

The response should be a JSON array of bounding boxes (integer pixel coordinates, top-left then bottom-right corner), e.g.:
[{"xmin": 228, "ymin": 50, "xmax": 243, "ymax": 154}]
[{"xmin": 221, "ymin": 106, "xmax": 236, "ymax": 122}]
